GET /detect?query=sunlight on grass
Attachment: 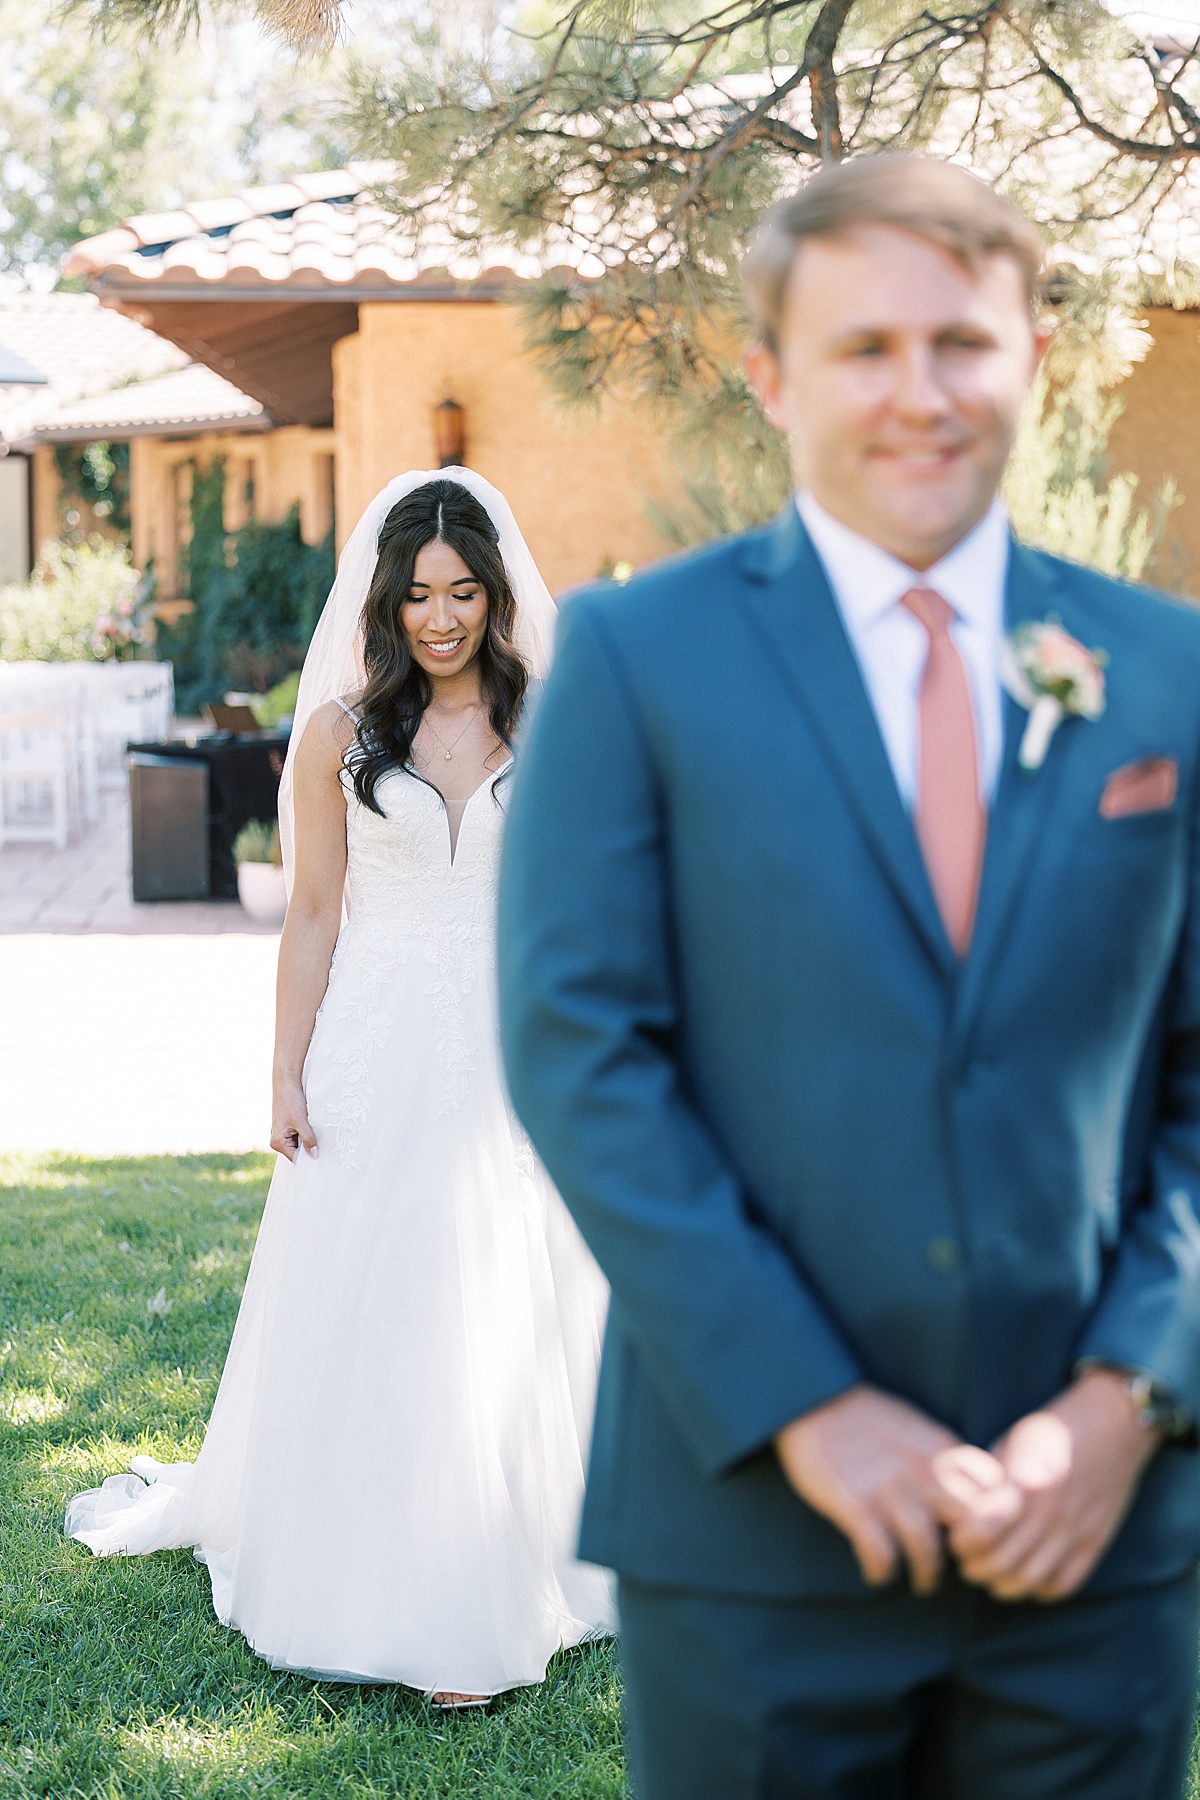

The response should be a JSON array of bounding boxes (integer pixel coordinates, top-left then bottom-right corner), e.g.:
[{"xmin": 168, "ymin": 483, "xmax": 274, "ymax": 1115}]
[
  {"xmin": 1, "ymin": 1387, "xmax": 64, "ymax": 1426},
  {"xmin": 0, "ymin": 1152, "xmax": 627, "ymax": 1799},
  {"xmin": 118, "ymin": 1713, "xmax": 282, "ymax": 1774}
]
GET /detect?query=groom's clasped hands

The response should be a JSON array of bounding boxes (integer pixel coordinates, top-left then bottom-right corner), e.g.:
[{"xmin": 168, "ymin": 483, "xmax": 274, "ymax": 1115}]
[{"xmin": 774, "ymin": 1372, "xmax": 1160, "ymax": 1604}]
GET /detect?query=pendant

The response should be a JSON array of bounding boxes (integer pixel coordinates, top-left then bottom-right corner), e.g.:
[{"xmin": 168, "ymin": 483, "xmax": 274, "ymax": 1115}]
[{"xmin": 445, "ymin": 751, "xmax": 452, "ymax": 760}]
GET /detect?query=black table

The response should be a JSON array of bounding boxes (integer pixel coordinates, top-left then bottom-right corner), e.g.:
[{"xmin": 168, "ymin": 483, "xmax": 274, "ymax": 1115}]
[{"xmin": 127, "ymin": 732, "xmax": 289, "ymax": 899}]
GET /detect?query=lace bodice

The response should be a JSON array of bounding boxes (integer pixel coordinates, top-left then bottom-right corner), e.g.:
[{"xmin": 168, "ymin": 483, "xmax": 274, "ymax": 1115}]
[
  {"xmin": 342, "ymin": 762, "xmax": 511, "ymax": 925},
  {"xmin": 311, "ymin": 762, "xmax": 513, "ymax": 1166}
]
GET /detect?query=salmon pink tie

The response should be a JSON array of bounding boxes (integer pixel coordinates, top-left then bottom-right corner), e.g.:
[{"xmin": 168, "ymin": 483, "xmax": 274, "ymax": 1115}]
[{"xmin": 900, "ymin": 586, "xmax": 987, "ymax": 956}]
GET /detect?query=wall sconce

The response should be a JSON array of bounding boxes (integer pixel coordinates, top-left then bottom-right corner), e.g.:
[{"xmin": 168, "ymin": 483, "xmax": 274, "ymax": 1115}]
[{"xmin": 435, "ymin": 399, "xmax": 467, "ymax": 469}]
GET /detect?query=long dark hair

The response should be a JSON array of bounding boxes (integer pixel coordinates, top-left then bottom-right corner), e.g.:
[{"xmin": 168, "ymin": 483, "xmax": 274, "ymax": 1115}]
[{"xmin": 345, "ymin": 479, "xmax": 528, "ymax": 814}]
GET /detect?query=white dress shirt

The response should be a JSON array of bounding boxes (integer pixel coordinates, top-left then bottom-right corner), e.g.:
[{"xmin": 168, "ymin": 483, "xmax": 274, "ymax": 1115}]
[{"xmin": 795, "ymin": 491, "xmax": 1009, "ymax": 809}]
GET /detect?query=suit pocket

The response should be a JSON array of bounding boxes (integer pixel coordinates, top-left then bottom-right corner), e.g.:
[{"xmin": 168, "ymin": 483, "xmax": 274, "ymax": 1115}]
[{"xmin": 1099, "ymin": 756, "xmax": 1178, "ymax": 820}]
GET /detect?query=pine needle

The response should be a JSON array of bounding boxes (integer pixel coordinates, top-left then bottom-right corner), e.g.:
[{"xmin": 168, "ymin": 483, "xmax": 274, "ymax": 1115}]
[{"xmin": 253, "ymin": 0, "xmax": 341, "ymax": 51}]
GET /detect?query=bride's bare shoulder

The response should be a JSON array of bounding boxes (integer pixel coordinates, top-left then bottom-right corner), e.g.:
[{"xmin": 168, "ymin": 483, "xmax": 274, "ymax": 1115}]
[{"xmin": 295, "ymin": 698, "xmax": 359, "ymax": 773}]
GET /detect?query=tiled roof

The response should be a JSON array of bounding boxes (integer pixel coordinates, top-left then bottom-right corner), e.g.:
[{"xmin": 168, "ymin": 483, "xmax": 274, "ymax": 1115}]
[
  {"xmin": 0, "ymin": 292, "xmax": 187, "ymax": 448},
  {"xmin": 10, "ymin": 362, "xmax": 268, "ymax": 448},
  {"xmin": 63, "ymin": 164, "xmax": 606, "ymax": 293}
]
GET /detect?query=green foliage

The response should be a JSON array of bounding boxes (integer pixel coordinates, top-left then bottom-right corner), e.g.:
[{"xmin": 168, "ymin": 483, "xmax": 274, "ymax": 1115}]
[
  {"xmin": 178, "ymin": 456, "xmax": 229, "ymax": 618},
  {"xmin": 0, "ymin": 0, "xmax": 353, "ymax": 282},
  {"xmin": 0, "ymin": 1152, "xmax": 627, "ymax": 1798},
  {"xmin": 0, "ymin": 536, "xmax": 150, "ymax": 661},
  {"xmin": 192, "ymin": 509, "xmax": 334, "ymax": 704},
  {"xmin": 1004, "ymin": 274, "xmax": 1181, "ymax": 583},
  {"xmin": 53, "ymin": 440, "xmax": 132, "ymax": 540},
  {"xmin": 336, "ymin": 0, "xmax": 1200, "ymax": 549},
  {"xmin": 1004, "ymin": 374, "xmax": 1179, "ymax": 585},
  {"xmin": 31, "ymin": 0, "xmax": 1200, "ymax": 557},
  {"xmin": 166, "ymin": 462, "xmax": 334, "ymax": 715},
  {"xmin": 198, "ymin": 511, "xmax": 313, "ymax": 689},
  {"xmin": 0, "ymin": 0, "xmax": 211, "ymax": 277},
  {"xmin": 232, "ymin": 818, "xmax": 282, "ymax": 865},
  {"xmin": 251, "ymin": 669, "xmax": 301, "ymax": 728},
  {"xmin": 644, "ymin": 365, "xmax": 792, "ymax": 547}
]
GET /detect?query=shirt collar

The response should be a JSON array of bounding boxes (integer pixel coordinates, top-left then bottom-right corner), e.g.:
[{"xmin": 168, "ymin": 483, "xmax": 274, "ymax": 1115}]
[{"xmin": 795, "ymin": 490, "xmax": 1010, "ymax": 636}]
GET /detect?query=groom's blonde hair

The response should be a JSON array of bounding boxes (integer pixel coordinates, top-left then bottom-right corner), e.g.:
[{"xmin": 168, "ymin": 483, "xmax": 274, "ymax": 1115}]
[{"xmin": 743, "ymin": 154, "xmax": 1045, "ymax": 354}]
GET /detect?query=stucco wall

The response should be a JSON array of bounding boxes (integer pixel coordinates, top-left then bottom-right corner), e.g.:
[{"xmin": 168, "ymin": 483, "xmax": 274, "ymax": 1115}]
[
  {"xmin": 1108, "ymin": 308, "xmax": 1200, "ymax": 597},
  {"xmin": 332, "ymin": 301, "xmax": 672, "ymax": 592},
  {"xmin": 31, "ymin": 448, "xmax": 59, "ymax": 555},
  {"xmin": 129, "ymin": 425, "xmax": 336, "ymax": 596}
]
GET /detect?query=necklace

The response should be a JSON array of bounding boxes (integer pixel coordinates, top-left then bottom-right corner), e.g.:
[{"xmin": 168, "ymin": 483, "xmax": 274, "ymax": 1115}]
[{"xmin": 420, "ymin": 700, "xmax": 482, "ymax": 762}]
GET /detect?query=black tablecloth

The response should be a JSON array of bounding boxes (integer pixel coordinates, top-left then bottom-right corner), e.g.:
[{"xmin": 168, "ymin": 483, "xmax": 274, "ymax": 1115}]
[{"xmin": 127, "ymin": 733, "xmax": 289, "ymax": 899}]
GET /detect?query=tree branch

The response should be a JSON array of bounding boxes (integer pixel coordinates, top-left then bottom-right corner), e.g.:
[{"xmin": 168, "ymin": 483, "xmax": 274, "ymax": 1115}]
[
  {"xmin": 1028, "ymin": 42, "xmax": 1200, "ymax": 162},
  {"xmin": 655, "ymin": 0, "xmax": 856, "ymax": 228}
]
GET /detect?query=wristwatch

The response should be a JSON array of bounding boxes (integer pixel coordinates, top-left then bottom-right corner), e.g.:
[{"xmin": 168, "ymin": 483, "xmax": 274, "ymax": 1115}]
[
  {"xmin": 1125, "ymin": 1371, "xmax": 1194, "ymax": 1441},
  {"xmin": 1076, "ymin": 1360, "xmax": 1194, "ymax": 1441}
]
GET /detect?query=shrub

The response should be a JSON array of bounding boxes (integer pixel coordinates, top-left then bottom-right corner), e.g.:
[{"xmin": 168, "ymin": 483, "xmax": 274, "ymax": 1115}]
[
  {"xmin": 1003, "ymin": 275, "xmax": 1180, "ymax": 584},
  {"xmin": 232, "ymin": 818, "xmax": 281, "ymax": 866},
  {"xmin": 0, "ymin": 537, "xmax": 151, "ymax": 662},
  {"xmin": 251, "ymin": 669, "xmax": 300, "ymax": 730},
  {"xmin": 53, "ymin": 440, "xmax": 132, "ymax": 541},
  {"xmin": 1004, "ymin": 368, "xmax": 1179, "ymax": 583},
  {"xmin": 166, "ymin": 463, "xmax": 334, "ymax": 714}
]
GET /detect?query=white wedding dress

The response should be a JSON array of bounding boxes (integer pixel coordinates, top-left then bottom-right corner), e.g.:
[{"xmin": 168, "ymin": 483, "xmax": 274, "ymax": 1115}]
[{"xmin": 66, "ymin": 754, "xmax": 616, "ymax": 1695}]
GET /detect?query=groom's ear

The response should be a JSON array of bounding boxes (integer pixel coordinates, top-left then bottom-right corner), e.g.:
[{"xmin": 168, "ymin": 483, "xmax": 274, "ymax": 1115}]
[{"xmin": 743, "ymin": 342, "xmax": 786, "ymax": 431}]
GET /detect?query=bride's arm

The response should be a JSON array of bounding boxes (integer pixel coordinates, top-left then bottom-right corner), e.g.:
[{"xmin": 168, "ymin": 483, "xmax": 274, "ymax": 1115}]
[{"xmin": 270, "ymin": 704, "xmax": 352, "ymax": 1160}]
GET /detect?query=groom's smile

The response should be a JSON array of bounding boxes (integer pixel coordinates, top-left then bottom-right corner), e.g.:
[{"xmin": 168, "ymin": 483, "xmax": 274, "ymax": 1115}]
[{"xmin": 746, "ymin": 221, "xmax": 1051, "ymax": 571}]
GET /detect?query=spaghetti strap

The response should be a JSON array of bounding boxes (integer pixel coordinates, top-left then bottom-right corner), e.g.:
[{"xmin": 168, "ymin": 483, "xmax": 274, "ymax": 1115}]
[{"xmin": 334, "ymin": 697, "xmax": 361, "ymax": 724}]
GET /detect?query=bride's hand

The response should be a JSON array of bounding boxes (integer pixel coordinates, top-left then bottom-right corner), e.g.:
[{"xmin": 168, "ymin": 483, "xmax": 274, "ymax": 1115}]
[{"xmin": 271, "ymin": 1080, "xmax": 318, "ymax": 1161}]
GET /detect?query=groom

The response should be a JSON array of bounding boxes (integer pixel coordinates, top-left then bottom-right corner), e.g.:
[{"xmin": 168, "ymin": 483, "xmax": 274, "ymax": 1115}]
[{"xmin": 498, "ymin": 154, "xmax": 1200, "ymax": 1798}]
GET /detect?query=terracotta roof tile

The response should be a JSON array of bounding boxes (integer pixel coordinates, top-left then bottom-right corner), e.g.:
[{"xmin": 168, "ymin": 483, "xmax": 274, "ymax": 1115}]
[
  {"xmin": 123, "ymin": 210, "xmax": 207, "ymax": 249},
  {"xmin": 237, "ymin": 181, "xmax": 313, "ymax": 215},
  {"xmin": 63, "ymin": 164, "xmax": 608, "ymax": 292},
  {"xmin": 10, "ymin": 362, "xmax": 267, "ymax": 446},
  {"xmin": 185, "ymin": 198, "xmax": 255, "ymax": 232},
  {"xmin": 291, "ymin": 170, "xmax": 362, "ymax": 202},
  {"xmin": 69, "ymin": 227, "xmax": 141, "ymax": 269}
]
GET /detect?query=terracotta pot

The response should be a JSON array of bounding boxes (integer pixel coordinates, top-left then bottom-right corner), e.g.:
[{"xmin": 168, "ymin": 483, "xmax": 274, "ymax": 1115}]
[{"xmin": 237, "ymin": 861, "xmax": 287, "ymax": 923}]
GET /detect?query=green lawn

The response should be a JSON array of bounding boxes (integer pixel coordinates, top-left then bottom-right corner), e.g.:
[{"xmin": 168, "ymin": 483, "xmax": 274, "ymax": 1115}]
[{"xmin": 0, "ymin": 1153, "xmax": 626, "ymax": 1800}]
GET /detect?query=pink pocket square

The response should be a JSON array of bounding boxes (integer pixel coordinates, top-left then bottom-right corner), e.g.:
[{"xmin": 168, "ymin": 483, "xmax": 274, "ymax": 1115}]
[{"xmin": 1099, "ymin": 756, "xmax": 1178, "ymax": 819}]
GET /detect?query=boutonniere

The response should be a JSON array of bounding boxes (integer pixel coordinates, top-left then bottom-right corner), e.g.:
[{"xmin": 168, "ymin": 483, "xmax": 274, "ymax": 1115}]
[{"xmin": 1000, "ymin": 618, "xmax": 1108, "ymax": 771}]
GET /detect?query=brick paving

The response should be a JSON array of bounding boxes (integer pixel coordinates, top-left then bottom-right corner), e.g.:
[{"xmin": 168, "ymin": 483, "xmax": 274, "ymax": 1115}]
[{"xmin": 0, "ymin": 785, "xmax": 279, "ymax": 935}]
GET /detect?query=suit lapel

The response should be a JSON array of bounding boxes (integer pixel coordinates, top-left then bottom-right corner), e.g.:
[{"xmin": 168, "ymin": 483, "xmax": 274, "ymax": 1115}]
[
  {"xmin": 952, "ymin": 541, "xmax": 1088, "ymax": 1037},
  {"xmin": 737, "ymin": 509, "xmax": 956, "ymax": 981}
]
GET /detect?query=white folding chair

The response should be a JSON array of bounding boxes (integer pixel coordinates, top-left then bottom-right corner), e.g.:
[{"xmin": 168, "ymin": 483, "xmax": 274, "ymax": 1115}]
[
  {"xmin": 3, "ymin": 665, "xmax": 95, "ymax": 825},
  {"xmin": 0, "ymin": 710, "xmax": 74, "ymax": 849}
]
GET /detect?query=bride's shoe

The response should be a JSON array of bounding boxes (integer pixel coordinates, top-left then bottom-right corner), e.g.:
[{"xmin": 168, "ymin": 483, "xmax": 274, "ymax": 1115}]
[{"xmin": 429, "ymin": 1691, "xmax": 490, "ymax": 1712}]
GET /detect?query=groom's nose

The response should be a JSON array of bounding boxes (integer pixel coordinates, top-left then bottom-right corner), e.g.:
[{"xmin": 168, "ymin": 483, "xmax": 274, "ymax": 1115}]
[{"xmin": 890, "ymin": 339, "xmax": 954, "ymax": 423}]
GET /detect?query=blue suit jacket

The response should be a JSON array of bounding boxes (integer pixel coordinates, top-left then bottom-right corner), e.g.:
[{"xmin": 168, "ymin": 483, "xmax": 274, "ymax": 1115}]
[{"xmin": 498, "ymin": 507, "xmax": 1200, "ymax": 1596}]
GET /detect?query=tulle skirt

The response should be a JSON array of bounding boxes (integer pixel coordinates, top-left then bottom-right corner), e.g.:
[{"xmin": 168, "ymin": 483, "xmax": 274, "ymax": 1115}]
[{"xmin": 66, "ymin": 941, "xmax": 615, "ymax": 1694}]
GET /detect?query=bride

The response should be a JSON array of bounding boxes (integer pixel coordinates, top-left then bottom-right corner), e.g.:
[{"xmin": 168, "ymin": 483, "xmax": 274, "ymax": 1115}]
[{"xmin": 66, "ymin": 470, "xmax": 615, "ymax": 1704}]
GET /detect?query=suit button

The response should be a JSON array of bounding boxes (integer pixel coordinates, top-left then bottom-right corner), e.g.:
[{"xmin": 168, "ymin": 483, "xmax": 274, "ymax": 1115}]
[{"xmin": 926, "ymin": 1238, "xmax": 961, "ymax": 1274}]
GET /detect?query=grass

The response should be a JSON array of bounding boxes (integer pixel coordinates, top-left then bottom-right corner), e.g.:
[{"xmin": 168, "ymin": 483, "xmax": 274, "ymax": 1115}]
[{"xmin": 0, "ymin": 1153, "xmax": 627, "ymax": 1800}]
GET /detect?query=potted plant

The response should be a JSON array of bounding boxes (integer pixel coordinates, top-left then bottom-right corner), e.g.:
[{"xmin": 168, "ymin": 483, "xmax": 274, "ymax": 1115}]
[
  {"xmin": 233, "ymin": 819, "xmax": 286, "ymax": 923},
  {"xmin": 251, "ymin": 670, "xmax": 301, "ymax": 734}
]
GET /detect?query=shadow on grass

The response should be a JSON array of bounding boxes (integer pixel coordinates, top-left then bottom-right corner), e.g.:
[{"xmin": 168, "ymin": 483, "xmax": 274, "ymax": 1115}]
[{"xmin": 0, "ymin": 1154, "xmax": 626, "ymax": 1800}]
